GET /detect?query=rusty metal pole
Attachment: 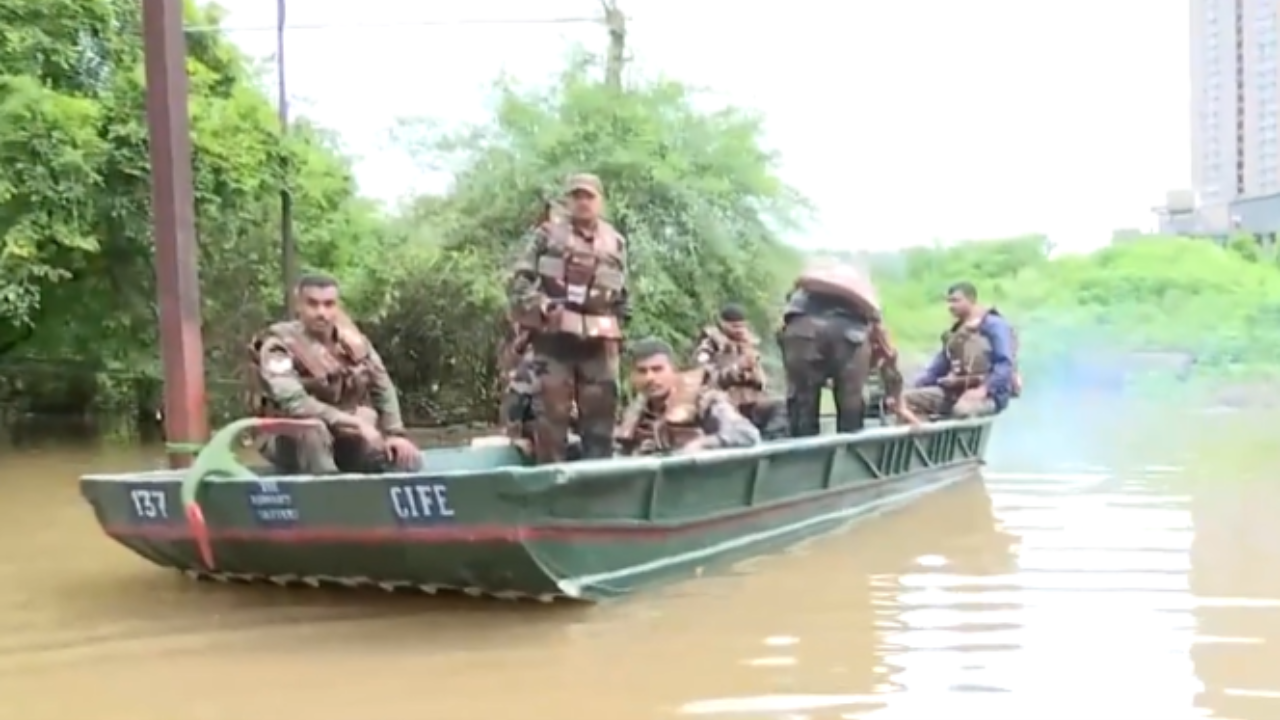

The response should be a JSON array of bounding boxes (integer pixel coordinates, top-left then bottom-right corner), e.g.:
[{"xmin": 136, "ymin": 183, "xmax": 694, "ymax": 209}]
[
  {"xmin": 141, "ymin": 0, "xmax": 209, "ymax": 467},
  {"xmin": 276, "ymin": 0, "xmax": 297, "ymax": 315}
]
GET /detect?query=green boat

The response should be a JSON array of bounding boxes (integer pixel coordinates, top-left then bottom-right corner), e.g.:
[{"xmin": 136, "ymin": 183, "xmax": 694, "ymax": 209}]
[{"xmin": 79, "ymin": 413, "xmax": 995, "ymax": 602}]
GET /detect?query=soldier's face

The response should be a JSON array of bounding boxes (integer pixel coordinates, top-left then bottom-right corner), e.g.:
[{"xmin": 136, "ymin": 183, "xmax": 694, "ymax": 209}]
[
  {"xmin": 568, "ymin": 189, "xmax": 601, "ymax": 221},
  {"xmin": 632, "ymin": 355, "xmax": 676, "ymax": 397},
  {"xmin": 722, "ymin": 320, "xmax": 748, "ymax": 340},
  {"xmin": 946, "ymin": 291, "xmax": 972, "ymax": 319},
  {"xmin": 296, "ymin": 286, "xmax": 340, "ymax": 334}
]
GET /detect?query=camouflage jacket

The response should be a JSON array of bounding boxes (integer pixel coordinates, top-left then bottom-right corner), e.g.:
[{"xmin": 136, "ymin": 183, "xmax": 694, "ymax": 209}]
[
  {"xmin": 614, "ymin": 371, "xmax": 761, "ymax": 456},
  {"xmin": 247, "ymin": 320, "xmax": 406, "ymax": 434},
  {"xmin": 506, "ymin": 219, "xmax": 630, "ymax": 336},
  {"xmin": 692, "ymin": 323, "xmax": 766, "ymax": 405}
]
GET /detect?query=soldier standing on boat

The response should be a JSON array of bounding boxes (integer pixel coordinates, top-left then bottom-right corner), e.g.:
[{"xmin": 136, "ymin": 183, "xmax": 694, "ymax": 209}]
[
  {"xmin": 615, "ymin": 338, "xmax": 761, "ymax": 456},
  {"xmin": 506, "ymin": 173, "xmax": 629, "ymax": 463},
  {"xmin": 247, "ymin": 274, "xmax": 422, "ymax": 474},
  {"xmin": 692, "ymin": 303, "xmax": 788, "ymax": 440},
  {"xmin": 900, "ymin": 281, "xmax": 1018, "ymax": 419},
  {"xmin": 777, "ymin": 264, "xmax": 882, "ymax": 436}
]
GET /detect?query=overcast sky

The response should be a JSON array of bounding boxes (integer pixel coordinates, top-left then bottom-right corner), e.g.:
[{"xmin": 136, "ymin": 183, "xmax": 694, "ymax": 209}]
[{"xmin": 217, "ymin": 0, "xmax": 1189, "ymax": 253}]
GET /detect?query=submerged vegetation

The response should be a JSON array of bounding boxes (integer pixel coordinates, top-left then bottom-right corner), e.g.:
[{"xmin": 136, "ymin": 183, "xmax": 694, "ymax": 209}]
[{"xmin": 1, "ymin": 0, "xmax": 1276, "ymax": 425}]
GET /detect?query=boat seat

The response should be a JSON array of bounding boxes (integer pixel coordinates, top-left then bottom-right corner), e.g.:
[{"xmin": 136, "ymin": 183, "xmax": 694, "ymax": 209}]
[{"xmin": 424, "ymin": 442, "xmax": 530, "ymax": 471}]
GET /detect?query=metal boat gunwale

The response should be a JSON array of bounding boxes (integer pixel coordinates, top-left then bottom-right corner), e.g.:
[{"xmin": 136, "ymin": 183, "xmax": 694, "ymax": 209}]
[
  {"xmin": 79, "ymin": 415, "xmax": 991, "ymax": 485},
  {"xmin": 79, "ymin": 415, "xmax": 995, "ymax": 602}
]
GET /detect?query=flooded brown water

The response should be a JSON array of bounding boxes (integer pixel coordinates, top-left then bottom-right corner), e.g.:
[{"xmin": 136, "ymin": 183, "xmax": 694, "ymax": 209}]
[{"xmin": 1, "ymin": 407, "xmax": 1279, "ymax": 719}]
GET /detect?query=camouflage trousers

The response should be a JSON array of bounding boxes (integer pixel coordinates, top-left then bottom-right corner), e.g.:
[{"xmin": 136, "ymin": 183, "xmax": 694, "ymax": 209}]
[
  {"xmin": 528, "ymin": 334, "xmax": 619, "ymax": 463},
  {"xmin": 740, "ymin": 398, "xmax": 789, "ymax": 441},
  {"xmin": 258, "ymin": 406, "xmax": 416, "ymax": 475},
  {"xmin": 505, "ymin": 390, "xmax": 583, "ymax": 461},
  {"xmin": 778, "ymin": 314, "xmax": 872, "ymax": 436},
  {"xmin": 900, "ymin": 387, "xmax": 996, "ymax": 419}
]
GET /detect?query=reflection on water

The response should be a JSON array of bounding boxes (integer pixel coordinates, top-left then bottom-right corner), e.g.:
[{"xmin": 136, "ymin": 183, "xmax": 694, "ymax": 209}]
[
  {"xmin": 1, "ymin": 410, "xmax": 1280, "ymax": 719},
  {"xmin": 870, "ymin": 468, "xmax": 1202, "ymax": 720}
]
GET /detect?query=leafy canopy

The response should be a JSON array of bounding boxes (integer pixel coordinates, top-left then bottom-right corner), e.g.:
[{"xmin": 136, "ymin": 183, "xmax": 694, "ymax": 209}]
[{"xmin": 362, "ymin": 58, "xmax": 808, "ymax": 422}]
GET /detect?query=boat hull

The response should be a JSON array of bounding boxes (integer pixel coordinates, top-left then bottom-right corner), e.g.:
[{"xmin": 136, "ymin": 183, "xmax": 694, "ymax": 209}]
[{"xmin": 81, "ymin": 418, "xmax": 993, "ymax": 602}]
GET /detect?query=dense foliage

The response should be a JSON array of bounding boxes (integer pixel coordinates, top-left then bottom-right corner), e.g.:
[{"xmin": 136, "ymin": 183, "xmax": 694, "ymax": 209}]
[
  {"xmin": 0, "ymin": 6, "xmax": 804, "ymax": 423},
  {"xmin": 361, "ymin": 57, "xmax": 807, "ymax": 422},
  {"xmin": 865, "ymin": 234, "xmax": 1280, "ymax": 375},
  {"xmin": 0, "ymin": 0, "xmax": 387, "ymax": 416},
  {"xmin": 3, "ymin": 2, "xmax": 1278, "ymax": 426}
]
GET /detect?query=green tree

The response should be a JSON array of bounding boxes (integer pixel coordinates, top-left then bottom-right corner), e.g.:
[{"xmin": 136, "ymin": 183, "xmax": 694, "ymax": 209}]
[
  {"xmin": 369, "ymin": 58, "xmax": 809, "ymax": 423},
  {"xmin": 0, "ymin": 0, "xmax": 386, "ymax": 414}
]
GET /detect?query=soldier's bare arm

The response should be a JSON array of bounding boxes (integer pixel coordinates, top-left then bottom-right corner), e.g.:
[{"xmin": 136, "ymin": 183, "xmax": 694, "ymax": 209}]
[
  {"xmin": 507, "ymin": 231, "xmax": 547, "ymax": 317},
  {"xmin": 367, "ymin": 346, "xmax": 407, "ymax": 435},
  {"xmin": 257, "ymin": 337, "xmax": 355, "ymax": 426},
  {"xmin": 699, "ymin": 394, "xmax": 762, "ymax": 450}
]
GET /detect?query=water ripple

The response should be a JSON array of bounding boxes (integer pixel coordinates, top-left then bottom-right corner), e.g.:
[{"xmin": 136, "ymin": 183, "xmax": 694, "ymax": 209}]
[{"xmin": 870, "ymin": 469, "xmax": 1205, "ymax": 717}]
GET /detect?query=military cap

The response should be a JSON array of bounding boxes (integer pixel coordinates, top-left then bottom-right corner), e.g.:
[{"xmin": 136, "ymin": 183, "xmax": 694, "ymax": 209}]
[{"xmin": 564, "ymin": 173, "xmax": 604, "ymax": 197}]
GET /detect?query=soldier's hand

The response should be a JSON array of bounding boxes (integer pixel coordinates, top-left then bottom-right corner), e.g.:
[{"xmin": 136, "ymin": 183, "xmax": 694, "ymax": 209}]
[
  {"xmin": 385, "ymin": 436, "xmax": 421, "ymax": 470},
  {"xmin": 938, "ymin": 375, "xmax": 964, "ymax": 390}
]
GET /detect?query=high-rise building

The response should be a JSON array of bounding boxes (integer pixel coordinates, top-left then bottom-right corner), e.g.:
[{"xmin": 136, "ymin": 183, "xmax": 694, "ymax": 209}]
[{"xmin": 1190, "ymin": 0, "xmax": 1280, "ymax": 209}]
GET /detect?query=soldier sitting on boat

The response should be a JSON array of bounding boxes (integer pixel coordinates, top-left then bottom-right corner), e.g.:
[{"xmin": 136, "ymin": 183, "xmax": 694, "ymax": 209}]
[
  {"xmin": 247, "ymin": 274, "xmax": 422, "ymax": 474},
  {"xmin": 692, "ymin": 303, "xmax": 788, "ymax": 440},
  {"xmin": 615, "ymin": 338, "xmax": 762, "ymax": 456},
  {"xmin": 900, "ymin": 281, "xmax": 1020, "ymax": 419}
]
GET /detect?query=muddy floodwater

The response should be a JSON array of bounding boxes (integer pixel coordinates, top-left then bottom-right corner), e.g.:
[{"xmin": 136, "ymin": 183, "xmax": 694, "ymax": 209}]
[{"xmin": 2, "ymin": 403, "xmax": 1279, "ymax": 719}]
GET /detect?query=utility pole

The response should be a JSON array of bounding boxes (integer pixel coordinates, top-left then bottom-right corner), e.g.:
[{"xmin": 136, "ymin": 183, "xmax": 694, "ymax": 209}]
[
  {"xmin": 601, "ymin": 0, "xmax": 626, "ymax": 89},
  {"xmin": 276, "ymin": 0, "xmax": 297, "ymax": 314},
  {"xmin": 140, "ymin": 0, "xmax": 209, "ymax": 467}
]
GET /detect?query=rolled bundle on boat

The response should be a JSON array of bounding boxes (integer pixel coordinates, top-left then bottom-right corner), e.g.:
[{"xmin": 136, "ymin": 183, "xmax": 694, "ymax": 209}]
[{"xmin": 795, "ymin": 263, "xmax": 882, "ymax": 320}]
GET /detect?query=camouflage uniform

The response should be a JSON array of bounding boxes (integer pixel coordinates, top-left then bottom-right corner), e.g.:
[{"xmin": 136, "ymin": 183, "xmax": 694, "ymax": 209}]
[
  {"xmin": 778, "ymin": 289, "xmax": 873, "ymax": 436},
  {"xmin": 501, "ymin": 351, "xmax": 583, "ymax": 460},
  {"xmin": 614, "ymin": 371, "xmax": 762, "ymax": 456},
  {"xmin": 901, "ymin": 317, "xmax": 1001, "ymax": 419},
  {"xmin": 693, "ymin": 323, "xmax": 788, "ymax": 440},
  {"xmin": 500, "ymin": 348, "xmax": 539, "ymax": 455},
  {"xmin": 248, "ymin": 320, "xmax": 416, "ymax": 474},
  {"xmin": 506, "ymin": 175, "xmax": 628, "ymax": 463}
]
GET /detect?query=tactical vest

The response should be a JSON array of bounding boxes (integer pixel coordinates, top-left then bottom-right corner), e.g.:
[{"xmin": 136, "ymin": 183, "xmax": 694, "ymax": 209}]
[
  {"xmin": 942, "ymin": 310, "xmax": 1022, "ymax": 395},
  {"xmin": 615, "ymin": 371, "xmax": 709, "ymax": 455},
  {"xmin": 521, "ymin": 220, "xmax": 625, "ymax": 340},
  {"xmin": 699, "ymin": 324, "xmax": 765, "ymax": 406},
  {"xmin": 246, "ymin": 321, "xmax": 375, "ymax": 415}
]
